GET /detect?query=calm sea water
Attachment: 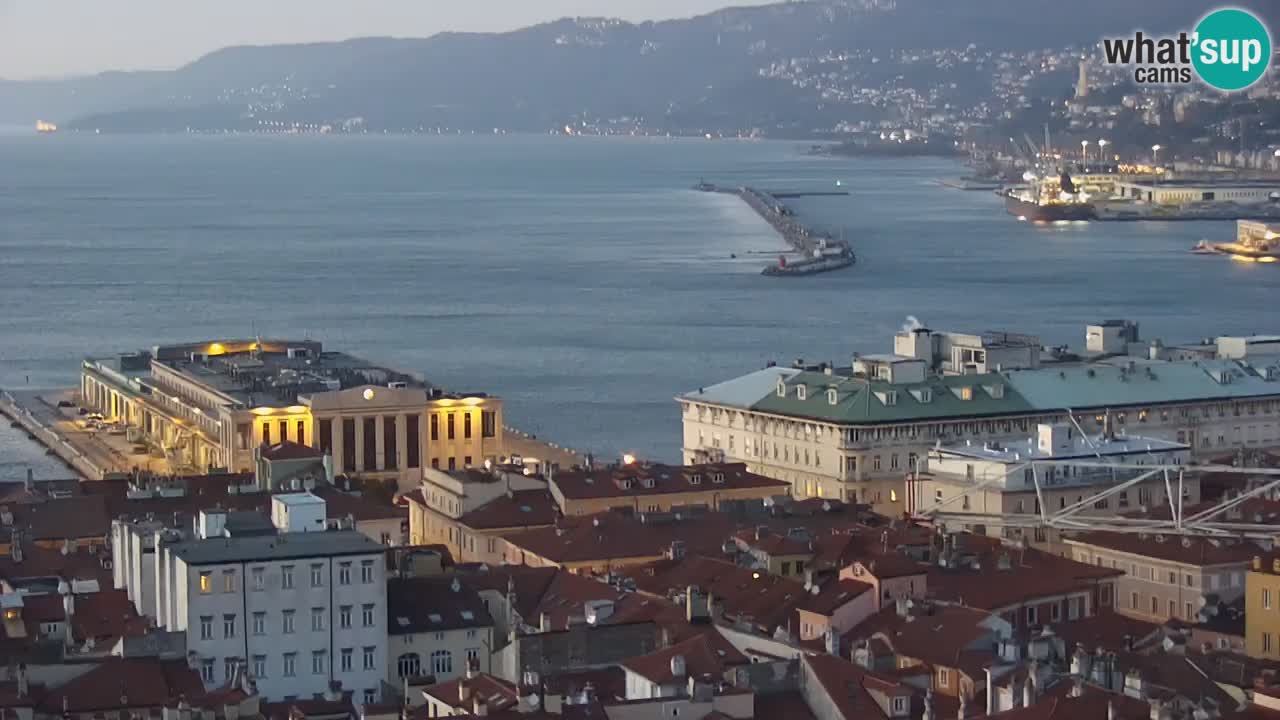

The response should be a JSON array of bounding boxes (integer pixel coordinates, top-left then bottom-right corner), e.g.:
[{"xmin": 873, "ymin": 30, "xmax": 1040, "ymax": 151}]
[{"xmin": 0, "ymin": 134, "xmax": 1276, "ymax": 475}]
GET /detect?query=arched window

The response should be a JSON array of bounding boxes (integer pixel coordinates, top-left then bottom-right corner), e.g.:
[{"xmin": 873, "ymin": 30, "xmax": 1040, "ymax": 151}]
[
  {"xmin": 431, "ymin": 649, "xmax": 453, "ymax": 676},
  {"xmin": 397, "ymin": 653, "xmax": 421, "ymax": 679}
]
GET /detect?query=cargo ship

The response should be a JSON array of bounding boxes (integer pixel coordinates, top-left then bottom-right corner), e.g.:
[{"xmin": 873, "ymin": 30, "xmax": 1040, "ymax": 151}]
[
  {"xmin": 1004, "ymin": 171, "xmax": 1096, "ymax": 221},
  {"xmin": 762, "ymin": 247, "xmax": 856, "ymax": 277},
  {"xmin": 35, "ymin": 120, "xmax": 58, "ymax": 134}
]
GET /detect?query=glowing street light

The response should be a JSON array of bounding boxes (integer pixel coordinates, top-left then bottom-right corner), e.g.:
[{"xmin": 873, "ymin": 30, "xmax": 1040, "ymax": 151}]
[
  {"xmin": 622, "ymin": 453, "xmax": 637, "ymax": 466},
  {"xmin": 1098, "ymin": 139, "xmax": 1109, "ymax": 162},
  {"xmin": 1152, "ymin": 145, "xmax": 1163, "ymax": 185}
]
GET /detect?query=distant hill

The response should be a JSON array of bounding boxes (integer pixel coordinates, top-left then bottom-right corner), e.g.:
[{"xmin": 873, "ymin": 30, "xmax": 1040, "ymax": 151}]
[{"xmin": 3, "ymin": 0, "xmax": 1274, "ymax": 134}]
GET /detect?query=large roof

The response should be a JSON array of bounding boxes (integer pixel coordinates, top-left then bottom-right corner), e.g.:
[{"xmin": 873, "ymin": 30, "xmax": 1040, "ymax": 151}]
[
  {"xmin": 683, "ymin": 358, "xmax": 1280, "ymax": 426},
  {"xmin": 167, "ymin": 529, "xmax": 383, "ymax": 565}
]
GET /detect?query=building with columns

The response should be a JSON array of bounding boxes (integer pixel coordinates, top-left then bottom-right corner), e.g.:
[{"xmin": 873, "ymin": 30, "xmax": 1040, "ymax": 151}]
[{"xmin": 80, "ymin": 338, "xmax": 504, "ymax": 486}]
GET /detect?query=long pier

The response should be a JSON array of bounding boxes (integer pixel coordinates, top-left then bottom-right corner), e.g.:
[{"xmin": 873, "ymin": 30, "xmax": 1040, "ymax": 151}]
[
  {"xmin": 0, "ymin": 389, "xmax": 108, "ymax": 481},
  {"xmin": 695, "ymin": 182, "xmax": 850, "ymax": 257}
]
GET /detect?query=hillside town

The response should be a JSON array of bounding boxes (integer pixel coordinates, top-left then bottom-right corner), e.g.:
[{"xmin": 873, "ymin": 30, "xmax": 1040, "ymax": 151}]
[{"xmin": 2, "ymin": 321, "xmax": 1280, "ymax": 720}]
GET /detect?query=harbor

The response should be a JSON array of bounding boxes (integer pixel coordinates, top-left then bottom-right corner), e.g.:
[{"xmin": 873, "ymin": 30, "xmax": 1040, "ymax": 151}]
[{"xmin": 695, "ymin": 181, "xmax": 855, "ymax": 276}]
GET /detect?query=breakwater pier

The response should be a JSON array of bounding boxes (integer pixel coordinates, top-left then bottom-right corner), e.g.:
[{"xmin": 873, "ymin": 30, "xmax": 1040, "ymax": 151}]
[{"xmin": 695, "ymin": 181, "xmax": 855, "ymax": 276}]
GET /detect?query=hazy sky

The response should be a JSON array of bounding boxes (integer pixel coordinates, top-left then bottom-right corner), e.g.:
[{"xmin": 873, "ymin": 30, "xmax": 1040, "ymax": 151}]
[{"xmin": 0, "ymin": 0, "xmax": 768, "ymax": 80}]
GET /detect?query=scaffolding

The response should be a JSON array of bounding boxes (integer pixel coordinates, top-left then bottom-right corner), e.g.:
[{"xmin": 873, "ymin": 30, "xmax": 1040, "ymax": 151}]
[{"xmin": 913, "ymin": 459, "xmax": 1280, "ymax": 540}]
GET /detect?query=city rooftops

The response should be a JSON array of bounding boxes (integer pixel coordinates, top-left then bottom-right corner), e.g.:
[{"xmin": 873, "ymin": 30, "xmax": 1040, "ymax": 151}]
[
  {"xmin": 683, "ymin": 357, "xmax": 1280, "ymax": 426},
  {"xmin": 166, "ymin": 528, "xmax": 383, "ymax": 565}
]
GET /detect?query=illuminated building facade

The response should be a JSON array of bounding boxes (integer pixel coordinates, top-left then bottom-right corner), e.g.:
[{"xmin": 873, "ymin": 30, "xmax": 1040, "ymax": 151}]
[{"xmin": 80, "ymin": 339, "xmax": 504, "ymax": 484}]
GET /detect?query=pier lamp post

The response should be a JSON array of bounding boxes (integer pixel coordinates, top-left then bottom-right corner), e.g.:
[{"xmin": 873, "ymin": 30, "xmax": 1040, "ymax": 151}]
[
  {"xmin": 1098, "ymin": 139, "xmax": 1109, "ymax": 163},
  {"xmin": 1081, "ymin": 140, "xmax": 1090, "ymax": 164},
  {"xmin": 1152, "ymin": 144, "xmax": 1162, "ymax": 184}
]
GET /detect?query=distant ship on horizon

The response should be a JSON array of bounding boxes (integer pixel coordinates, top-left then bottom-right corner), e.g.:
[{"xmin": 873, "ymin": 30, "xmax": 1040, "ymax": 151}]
[{"xmin": 35, "ymin": 120, "xmax": 58, "ymax": 133}]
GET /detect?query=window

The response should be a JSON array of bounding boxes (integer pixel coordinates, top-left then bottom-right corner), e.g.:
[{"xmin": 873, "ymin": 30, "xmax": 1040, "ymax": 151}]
[
  {"xmin": 781, "ymin": 561, "xmax": 792, "ymax": 576},
  {"xmin": 364, "ymin": 690, "xmax": 378, "ymax": 705},
  {"xmin": 1265, "ymin": 633, "xmax": 1275, "ymax": 654},
  {"xmin": 1186, "ymin": 602, "xmax": 1194, "ymax": 620},
  {"xmin": 340, "ymin": 648, "xmax": 353, "ymax": 673},
  {"xmin": 311, "ymin": 563, "xmax": 324, "ymax": 587},
  {"xmin": 448, "ymin": 414, "xmax": 455, "ymax": 440},
  {"xmin": 937, "ymin": 668, "xmax": 949, "ymax": 688},
  {"xmin": 1265, "ymin": 588, "xmax": 1273, "ymax": 610},
  {"xmin": 361, "ymin": 559, "xmax": 375, "ymax": 584},
  {"xmin": 1185, "ymin": 573, "xmax": 1194, "ymax": 588},
  {"xmin": 199, "ymin": 571, "xmax": 213, "ymax": 594},
  {"xmin": 1051, "ymin": 602, "xmax": 1061, "ymax": 622},
  {"xmin": 283, "ymin": 610, "xmax": 296, "ymax": 634},
  {"xmin": 363, "ymin": 647, "xmax": 377, "ymax": 671},
  {"xmin": 297, "ymin": 420, "xmax": 305, "ymax": 444},
  {"xmin": 431, "ymin": 649, "xmax": 453, "ymax": 676},
  {"xmin": 281, "ymin": 565, "xmax": 295, "ymax": 589},
  {"xmin": 224, "ymin": 658, "xmax": 238, "ymax": 682},
  {"xmin": 431, "ymin": 414, "xmax": 439, "ymax": 441},
  {"xmin": 200, "ymin": 658, "xmax": 214, "ymax": 684},
  {"xmin": 312, "ymin": 650, "xmax": 327, "ymax": 675},
  {"xmin": 252, "ymin": 612, "xmax": 265, "ymax": 636},
  {"xmin": 466, "ymin": 648, "xmax": 480, "ymax": 665},
  {"xmin": 223, "ymin": 614, "xmax": 236, "ymax": 639},
  {"xmin": 362, "ymin": 603, "xmax": 375, "ymax": 627},
  {"xmin": 1131, "ymin": 592, "xmax": 1139, "ymax": 611},
  {"xmin": 251, "ymin": 566, "xmax": 265, "ymax": 591},
  {"xmin": 339, "ymin": 562, "xmax": 352, "ymax": 585},
  {"xmin": 200, "ymin": 615, "xmax": 213, "ymax": 641},
  {"xmin": 464, "ymin": 413, "xmax": 472, "ymax": 439},
  {"xmin": 252, "ymin": 655, "xmax": 267, "ymax": 679},
  {"xmin": 1151, "ymin": 596, "xmax": 1159, "ymax": 615},
  {"xmin": 482, "ymin": 411, "xmax": 496, "ymax": 438},
  {"xmin": 893, "ymin": 697, "xmax": 908, "ymax": 715},
  {"xmin": 340, "ymin": 606, "xmax": 352, "ymax": 629},
  {"xmin": 398, "ymin": 653, "xmax": 422, "ymax": 678},
  {"xmin": 283, "ymin": 653, "xmax": 297, "ymax": 677},
  {"xmin": 312, "ymin": 607, "xmax": 326, "ymax": 632},
  {"xmin": 223, "ymin": 569, "xmax": 237, "ymax": 593},
  {"xmin": 1168, "ymin": 599, "xmax": 1176, "ymax": 618},
  {"xmin": 1025, "ymin": 606, "xmax": 1037, "ymax": 625}
]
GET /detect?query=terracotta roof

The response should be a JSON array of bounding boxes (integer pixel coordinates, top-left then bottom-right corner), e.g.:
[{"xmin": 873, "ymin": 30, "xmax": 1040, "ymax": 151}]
[
  {"xmin": 460, "ymin": 490, "xmax": 558, "ymax": 531},
  {"xmin": 0, "ymin": 543, "xmax": 114, "ymax": 587},
  {"xmin": 460, "ymin": 565, "xmax": 560, "ymax": 622},
  {"xmin": 798, "ymin": 578, "xmax": 874, "ymax": 616},
  {"xmin": 928, "ymin": 537, "xmax": 1121, "ymax": 611},
  {"xmin": 802, "ymin": 653, "xmax": 910, "ymax": 720},
  {"xmin": 978, "ymin": 683, "xmax": 1152, "ymax": 719},
  {"xmin": 850, "ymin": 602, "xmax": 1000, "ymax": 681},
  {"xmin": 734, "ymin": 528, "xmax": 813, "ymax": 557},
  {"xmin": 620, "ymin": 632, "xmax": 747, "ymax": 685},
  {"xmin": 848, "ymin": 553, "xmax": 928, "ymax": 580},
  {"xmin": 551, "ymin": 462, "xmax": 787, "ymax": 500},
  {"xmin": 542, "ymin": 667, "xmax": 626, "ymax": 704},
  {"xmin": 420, "ymin": 673, "xmax": 518, "ymax": 713},
  {"xmin": 387, "ymin": 577, "xmax": 493, "ymax": 634},
  {"xmin": 1066, "ymin": 531, "xmax": 1259, "ymax": 567},
  {"xmin": 37, "ymin": 658, "xmax": 206, "ymax": 713},
  {"xmin": 7, "ymin": 495, "xmax": 110, "ymax": 542},
  {"xmin": 1051, "ymin": 610, "xmax": 1162, "ymax": 654},
  {"xmin": 622, "ymin": 555, "xmax": 809, "ymax": 635}
]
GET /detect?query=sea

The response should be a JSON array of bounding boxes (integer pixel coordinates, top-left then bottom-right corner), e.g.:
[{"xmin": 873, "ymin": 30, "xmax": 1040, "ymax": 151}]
[{"xmin": 1, "ymin": 133, "xmax": 1276, "ymax": 480}]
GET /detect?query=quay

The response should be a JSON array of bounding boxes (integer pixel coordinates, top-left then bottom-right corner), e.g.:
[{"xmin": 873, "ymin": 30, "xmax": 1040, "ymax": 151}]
[
  {"xmin": 0, "ymin": 388, "xmax": 118, "ymax": 480},
  {"xmin": 695, "ymin": 181, "xmax": 855, "ymax": 274}
]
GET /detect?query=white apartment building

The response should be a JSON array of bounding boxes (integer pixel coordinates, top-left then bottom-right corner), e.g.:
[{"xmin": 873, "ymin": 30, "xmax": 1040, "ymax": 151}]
[
  {"xmin": 140, "ymin": 494, "xmax": 387, "ymax": 703},
  {"xmin": 679, "ymin": 323, "xmax": 1280, "ymax": 511},
  {"xmin": 386, "ymin": 576, "xmax": 495, "ymax": 688}
]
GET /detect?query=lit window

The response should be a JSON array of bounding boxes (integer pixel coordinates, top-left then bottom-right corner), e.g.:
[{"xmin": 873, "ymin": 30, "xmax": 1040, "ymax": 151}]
[{"xmin": 199, "ymin": 572, "xmax": 213, "ymax": 594}]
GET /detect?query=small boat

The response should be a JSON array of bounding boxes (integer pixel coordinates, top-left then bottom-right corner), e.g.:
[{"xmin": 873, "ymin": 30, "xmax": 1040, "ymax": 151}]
[{"xmin": 1190, "ymin": 240, "xmax": 1220, "ymax": 255}]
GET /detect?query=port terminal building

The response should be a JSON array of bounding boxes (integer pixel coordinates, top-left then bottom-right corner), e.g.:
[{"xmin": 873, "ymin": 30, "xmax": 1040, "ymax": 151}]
[
  {"xmin": 1112, "ymin": 178, "xmax": 1280, "ymax": 206},
  {"xmin": 680, "ymin": 322, "xmax": 1280, "ymax": 510},
  {"xmin": 80, "ymin": 339, "xmax": 504, "ymax": 485}
]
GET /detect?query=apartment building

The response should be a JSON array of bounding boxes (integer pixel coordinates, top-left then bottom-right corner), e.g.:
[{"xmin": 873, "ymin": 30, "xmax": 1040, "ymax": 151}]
[
  {"xmin": 143, "ymin": 494, "xmax": 388, "ymax": 702},
  {"xmin": 1065, "ymin": 532, "xmax": 1256, "ymax": 625},
  {"xmin": 680, "ymin": 322, "xmax": 1280, "ymax": 509}
]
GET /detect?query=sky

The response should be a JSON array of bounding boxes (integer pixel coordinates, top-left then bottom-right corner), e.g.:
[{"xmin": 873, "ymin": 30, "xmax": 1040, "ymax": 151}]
[{"xmin": 0, "ymin": 0, "xmax": 771, "ymax": 80}]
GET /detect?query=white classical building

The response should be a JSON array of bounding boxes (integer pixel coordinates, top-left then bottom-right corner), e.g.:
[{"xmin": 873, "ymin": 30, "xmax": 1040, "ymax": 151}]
[
  {"xmin": 121, "ymin": 493, "xmax": 388, "ymax": 703},
  {"xmin": 679, "ymin": 322, "xmax": 1280, "ymax": 513}
]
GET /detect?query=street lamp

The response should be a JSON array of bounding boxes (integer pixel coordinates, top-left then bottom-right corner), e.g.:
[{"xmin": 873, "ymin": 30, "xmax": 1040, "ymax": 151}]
[
  {"xmin": 1081, "ymin": 140, "xmax": 1090, "ymax": 164},
  {"xmin": 1098, "ymin": 139, "xmax": 1109, "ymax": 163},
  {"xmin": 1152, "ymin": 144, "xmax": 1162, "ymax": 185}
]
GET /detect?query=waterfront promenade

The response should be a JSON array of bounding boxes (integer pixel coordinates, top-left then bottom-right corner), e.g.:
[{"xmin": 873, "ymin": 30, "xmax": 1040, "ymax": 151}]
[{"xmin": 697, "ymin": 183, "xmax": 852, "ymax": 258}]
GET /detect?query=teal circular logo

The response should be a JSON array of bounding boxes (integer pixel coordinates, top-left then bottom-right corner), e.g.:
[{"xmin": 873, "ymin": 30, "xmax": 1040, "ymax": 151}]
[{"xmin": 1192, "ymin": 8, "xmax": 1272, "ymax": 91}]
